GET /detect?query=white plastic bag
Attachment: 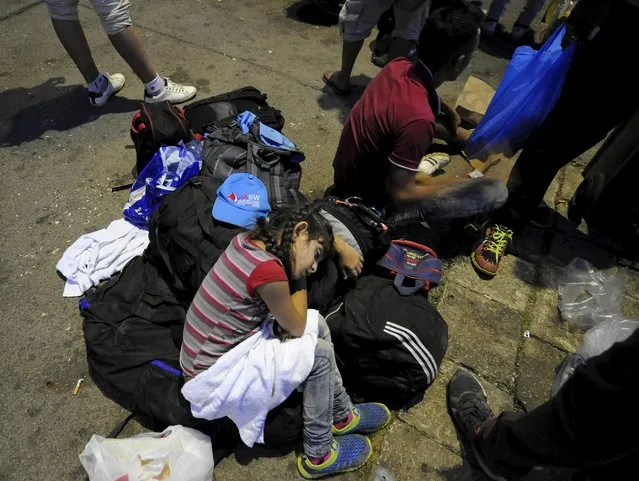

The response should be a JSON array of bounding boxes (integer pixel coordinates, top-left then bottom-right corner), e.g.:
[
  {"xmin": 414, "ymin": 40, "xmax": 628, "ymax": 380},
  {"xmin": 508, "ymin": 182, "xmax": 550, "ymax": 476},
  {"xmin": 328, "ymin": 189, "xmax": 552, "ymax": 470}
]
[
  {"xmin": 557, "ymin": 258, "xmax": 627, "ymax": 328},
  {"xmin": 79, "ymin": 425, "xmax": 214, "ymax": 481},
  {"xmin": 577, "ymin": 317, "xmax": 639, "ymax": 360}
]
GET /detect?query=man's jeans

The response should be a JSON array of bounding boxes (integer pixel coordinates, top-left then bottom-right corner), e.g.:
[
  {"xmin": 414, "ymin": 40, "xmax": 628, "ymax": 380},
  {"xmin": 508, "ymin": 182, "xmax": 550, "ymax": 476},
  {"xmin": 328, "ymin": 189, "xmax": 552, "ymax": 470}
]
[
  {"xmin": 385, "ymin": 177, "xmax": 508, "ymax": 227},
  {"xmin": 302, "ymin": 316, "xmax": 353, "ymax": 458}
]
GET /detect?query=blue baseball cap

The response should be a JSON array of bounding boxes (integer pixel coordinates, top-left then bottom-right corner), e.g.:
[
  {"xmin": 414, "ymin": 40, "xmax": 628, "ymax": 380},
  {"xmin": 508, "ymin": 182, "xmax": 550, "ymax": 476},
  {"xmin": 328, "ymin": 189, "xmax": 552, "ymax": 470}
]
[{"xmin": 212, "ymin": 173, "xmax": 271, "ymax": 228}]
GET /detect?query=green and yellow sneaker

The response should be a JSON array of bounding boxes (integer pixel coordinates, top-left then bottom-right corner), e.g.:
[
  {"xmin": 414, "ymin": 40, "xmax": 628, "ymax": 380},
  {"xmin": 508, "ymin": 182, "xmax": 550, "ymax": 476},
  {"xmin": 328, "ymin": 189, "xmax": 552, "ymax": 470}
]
[
  {"xmin": 297, "ymin": 434, "xmax": 372, "ymax": 479},
  {"xmin": 471, "ymin": 224, "xmax": 513, "ymax": 277},
  {"xmin": 333, "ymin": 403, "xmax": 392, "ymax": 436}
]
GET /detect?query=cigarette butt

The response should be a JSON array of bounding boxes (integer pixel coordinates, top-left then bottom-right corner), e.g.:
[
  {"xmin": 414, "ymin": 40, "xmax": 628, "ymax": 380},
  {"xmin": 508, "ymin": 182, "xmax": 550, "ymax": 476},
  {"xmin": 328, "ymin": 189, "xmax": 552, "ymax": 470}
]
[{"xmin": 73, "ymin": 378, "xmax": 84, "ymax": 395}]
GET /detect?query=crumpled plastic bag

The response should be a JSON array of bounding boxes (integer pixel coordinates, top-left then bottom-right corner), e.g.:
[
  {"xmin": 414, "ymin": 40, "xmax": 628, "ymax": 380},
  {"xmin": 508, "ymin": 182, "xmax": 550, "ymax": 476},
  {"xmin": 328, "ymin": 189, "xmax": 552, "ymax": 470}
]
[
  {"xmin": 577, "ymin": 317, "xmax": 639, "ymax": 360},
  {"xmin": 551, "ymin": 352, "xmax": 586, "ymax": 396},
  {"xmin": 123, "ymin": 140, "xmax": 202, "ymax": 229},
  {"xmin": 557, "ymin": 258, "xmax": 627, "ymax": 328},
  {"xmin": 79, "ymin": 425, "xmax": 214, "ymax": 481},
  {"xmin": 552, "ymin": 318, "xmax": 639, "ymax": 396}
]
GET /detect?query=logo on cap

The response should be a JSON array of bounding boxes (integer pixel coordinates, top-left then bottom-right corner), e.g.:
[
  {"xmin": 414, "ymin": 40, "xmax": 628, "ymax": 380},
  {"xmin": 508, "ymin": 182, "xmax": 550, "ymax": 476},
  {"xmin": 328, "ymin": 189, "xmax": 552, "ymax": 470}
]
[{"xmin": 227, "ymin": 192, "xmax": 238, "ymax": 202}]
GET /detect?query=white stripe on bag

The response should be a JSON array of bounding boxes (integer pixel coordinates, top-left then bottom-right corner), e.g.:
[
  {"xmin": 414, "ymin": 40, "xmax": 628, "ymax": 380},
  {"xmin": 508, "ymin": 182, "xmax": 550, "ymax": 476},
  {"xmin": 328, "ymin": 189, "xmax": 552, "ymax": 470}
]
[
  {"xmin": 386, "ymin": 322, "xmax": 439, "ymax": 373},
  {"xmin": 383, "ymin": 327, "xmax": 434, "ymax": 383},
  {"xmin": 383, "ymin": 323, "xmax": 437, "ymax": 381}
]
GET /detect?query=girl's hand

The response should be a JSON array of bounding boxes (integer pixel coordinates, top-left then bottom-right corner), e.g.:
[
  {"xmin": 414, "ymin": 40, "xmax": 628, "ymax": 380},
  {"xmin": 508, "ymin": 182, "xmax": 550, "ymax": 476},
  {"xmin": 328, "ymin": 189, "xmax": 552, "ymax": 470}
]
[{"xmin": 336, "ymin": 241, "xmax": 364, "ymax": 280}]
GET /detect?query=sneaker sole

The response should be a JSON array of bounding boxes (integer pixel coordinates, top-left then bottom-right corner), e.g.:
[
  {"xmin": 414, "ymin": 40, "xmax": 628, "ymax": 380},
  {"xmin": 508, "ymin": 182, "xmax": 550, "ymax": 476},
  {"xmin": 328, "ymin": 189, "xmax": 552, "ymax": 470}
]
[
  {"xmin": 144, "ymin": 91, "xmax": 197, "ymax": 105},
  {"xmin": 470, "ymin": 251, "xmax": 498, "ymax": 277},
  {"xmin": 297, "ymin": 438, "xmax": 373, "ymax": 480}
]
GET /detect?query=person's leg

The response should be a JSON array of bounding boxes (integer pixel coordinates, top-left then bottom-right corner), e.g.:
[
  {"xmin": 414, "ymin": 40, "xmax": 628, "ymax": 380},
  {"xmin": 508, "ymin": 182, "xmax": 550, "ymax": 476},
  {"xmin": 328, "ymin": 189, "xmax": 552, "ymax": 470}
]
[
  {"xmin": 45, "ymin": 0, "xmax": 126, "ymax": 106},
  {"xmin": 387, "ymin": 0, "xmax": 429, "ymax": 60},
  {"xmin": 108, "ymin": 26, "xmax": 156, "ymax": 83},
  {"xmin": 45, "ymin": 0, "xmax": 100, "ymax": 82},
  {"xmin": 92, "ymin": 0, "xmax": 196, "ymax": 103},
  {"xmin": 298, "ymin": 338, "xmax": 372, "ymax": 478},
  {"xmin": 324, "ymin": 0, "xmax": 389, "ymax": 93},
  {"xmin": 486, "ymin": 0, "xmax": 508, "ymax": 22},
  {"xmin": 449, "ymin": 328, "xmax": 639, "ymax": 479},
  {"xmin": 302, "ymin": 339, "xmax": 338, "ymax": 459},
  {"xmin": 515, "ymin": 0, "xmax": 548, "ymax": 28},
  {"xmin": 51, "ymin": 19, "xmax": 101, "ymax": 83},
  {"xmin": 385, "ymin": 177, "xmax": 508, "ymax": 227},
  {"xmin": 507, "ymin": 4, "xmax": 639, "ymax": 216},
  {"xmin": 317, "ymin": 316, "xmax": 353, "ymax": 421}
]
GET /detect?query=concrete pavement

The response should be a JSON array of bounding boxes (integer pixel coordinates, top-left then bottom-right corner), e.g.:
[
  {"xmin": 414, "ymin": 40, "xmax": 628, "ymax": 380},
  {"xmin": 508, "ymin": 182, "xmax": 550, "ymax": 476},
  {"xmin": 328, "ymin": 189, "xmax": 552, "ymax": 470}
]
[{"xmin": 0, "ymin": 1, "xmax": 632, "ymax": 480}]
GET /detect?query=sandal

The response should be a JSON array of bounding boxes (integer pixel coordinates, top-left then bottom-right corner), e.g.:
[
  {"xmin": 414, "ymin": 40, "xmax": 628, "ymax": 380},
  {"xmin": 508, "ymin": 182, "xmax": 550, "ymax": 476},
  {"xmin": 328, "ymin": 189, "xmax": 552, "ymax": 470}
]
[{"xmin": 322, "ymin": 70, "xmax": 352, "ymax": 96}]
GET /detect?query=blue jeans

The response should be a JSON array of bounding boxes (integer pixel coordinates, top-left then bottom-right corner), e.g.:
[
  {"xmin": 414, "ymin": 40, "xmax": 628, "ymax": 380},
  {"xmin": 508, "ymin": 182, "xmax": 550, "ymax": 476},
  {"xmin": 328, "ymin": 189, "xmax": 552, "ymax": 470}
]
[
  {"xmin": 302, "ymin": 316, "xmax": 354, "ymax": 458},
  {"xmin": 385, "ymin": 177, "xmax": 508, "ymax": 226}
]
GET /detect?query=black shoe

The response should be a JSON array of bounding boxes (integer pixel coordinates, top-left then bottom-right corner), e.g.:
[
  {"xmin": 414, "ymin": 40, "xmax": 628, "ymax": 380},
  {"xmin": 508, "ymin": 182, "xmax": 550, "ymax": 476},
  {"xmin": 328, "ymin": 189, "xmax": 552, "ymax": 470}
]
[
  {"xmin": 529, "ymin": 203, "xmax": 555, "ymax": 229},
  {"xmin": 447, "ymin": 370, "xmax": 507, "ymax": 481}
]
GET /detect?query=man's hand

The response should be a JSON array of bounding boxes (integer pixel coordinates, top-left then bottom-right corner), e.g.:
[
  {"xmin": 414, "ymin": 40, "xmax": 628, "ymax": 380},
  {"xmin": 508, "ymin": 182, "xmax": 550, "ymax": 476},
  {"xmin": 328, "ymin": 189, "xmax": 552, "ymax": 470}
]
[
  {"xmin": 334, "ymin": 236, "xmax": 364, "ymax": 279},
  {"xmin": 439, "ymin": 99, "xmax": 462, "ymax": 137}
]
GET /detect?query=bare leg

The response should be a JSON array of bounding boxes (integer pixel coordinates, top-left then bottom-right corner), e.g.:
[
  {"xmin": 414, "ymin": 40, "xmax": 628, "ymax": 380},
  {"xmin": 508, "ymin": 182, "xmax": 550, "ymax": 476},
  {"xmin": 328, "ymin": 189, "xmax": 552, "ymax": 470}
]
[
  {"xmin": 326, "ymin": 39, "xmax": 364, "ymax": 92},
  {"xmin": 108, "ymin": 25, "xmax": 157, "ymax": 83},
  {"xmin": 386, "ymin": 37, "xmax": 415, "ymax": 61},
  {"xmin": 51, "ymin": 18, "xmax": 100, "ymax": 83}
]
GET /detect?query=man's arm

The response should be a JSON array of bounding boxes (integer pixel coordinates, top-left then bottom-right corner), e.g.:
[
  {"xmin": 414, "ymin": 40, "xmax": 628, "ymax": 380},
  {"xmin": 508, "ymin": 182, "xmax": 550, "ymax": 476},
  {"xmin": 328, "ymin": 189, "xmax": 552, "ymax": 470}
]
[{"xmin": 387, "ymin": 165, "xmax": 466, "ymax": 204}]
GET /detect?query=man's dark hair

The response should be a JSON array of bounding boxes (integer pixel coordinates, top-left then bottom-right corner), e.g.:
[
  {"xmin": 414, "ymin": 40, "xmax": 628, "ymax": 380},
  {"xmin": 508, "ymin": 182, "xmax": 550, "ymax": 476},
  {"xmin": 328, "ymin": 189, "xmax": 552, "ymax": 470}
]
[{"xmin": 417, "ymin": 0, "xmax": 484, "ymax": 71}]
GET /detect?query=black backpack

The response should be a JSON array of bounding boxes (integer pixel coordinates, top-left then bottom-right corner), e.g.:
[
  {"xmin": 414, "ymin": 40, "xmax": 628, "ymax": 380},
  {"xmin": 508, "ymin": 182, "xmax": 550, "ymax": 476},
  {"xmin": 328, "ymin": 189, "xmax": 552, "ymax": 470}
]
[
  {"xmin": 202, "ymin": 121, "xmax": 306, "ymax": 210},
  {"xmin": 147, "ymin": 174, "xmax": 242, "ymax": 299},
  {"xmin": 326, "ymin": 275, "xmax": 448, "ymax": 410},
  {"xmin": 81, "ymin": 255, "xmax": 303, "ymax": 449},
  {"xmin": 184, "ymin": 86, "xmax": 285, "ymax": 134},
  {"xmin": 130, "ymin": 101, "xmax": 192, "ymax": 175}
]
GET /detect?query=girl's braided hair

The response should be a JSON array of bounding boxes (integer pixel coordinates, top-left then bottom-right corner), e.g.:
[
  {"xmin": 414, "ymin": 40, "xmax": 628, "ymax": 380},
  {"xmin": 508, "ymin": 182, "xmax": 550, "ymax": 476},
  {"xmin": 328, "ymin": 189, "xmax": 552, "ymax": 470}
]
[{"xmin": 250, "ymin": 201, "xmax": 334, "ymax": 277}]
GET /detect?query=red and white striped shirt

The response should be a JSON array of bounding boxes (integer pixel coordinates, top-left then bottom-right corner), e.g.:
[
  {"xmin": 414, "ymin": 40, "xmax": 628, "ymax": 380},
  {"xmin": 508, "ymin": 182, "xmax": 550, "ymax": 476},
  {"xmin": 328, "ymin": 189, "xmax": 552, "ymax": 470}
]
[{"xmin": 180, "ymin": 233, "xmax": 287, "ymax": 377}]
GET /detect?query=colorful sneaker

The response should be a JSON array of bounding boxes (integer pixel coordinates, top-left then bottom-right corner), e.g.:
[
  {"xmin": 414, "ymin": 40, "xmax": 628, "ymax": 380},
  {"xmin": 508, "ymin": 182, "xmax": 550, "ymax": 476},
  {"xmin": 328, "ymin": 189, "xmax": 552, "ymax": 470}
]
[
  {"xmin": 419, "ymin": 152, "xmax": 451, "ymax": 176},
  {"xmin": 88, "ymin": 73, "xmax": 125, "ymax": 107},
  {"xmin": 447, "ymin": 370, "xmax": 507, "ymax": 481},
  {"xmin": 333, "ymin": 403, "xmax": 392, "ymax": 436},
  {"xmin": 144, "ymin": 77, "xmax": 197, "ymax": 104},
  {"xmin": 297, "ymin": 434, "xmax": 372, "ymax": 479},
  {"xmin": 471, "ymin": 224, "xmax": 513, "ymax": 277}
]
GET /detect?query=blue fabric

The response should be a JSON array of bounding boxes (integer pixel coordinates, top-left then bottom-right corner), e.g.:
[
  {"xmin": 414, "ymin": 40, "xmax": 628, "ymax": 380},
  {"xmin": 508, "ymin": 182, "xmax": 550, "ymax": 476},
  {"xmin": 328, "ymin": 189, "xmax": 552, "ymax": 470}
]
[
  {"xmin": 465, "ymin": 25, "xmax": 577, "ymax": 159},
  {"xmin": 123, "ymin": 141, "xmax": 202, "ymax": 228},
  {"xmin": 150, "ymin": 360, "xmax": 183, "ymax": 377},
  {"xmin": 212, "ymin": 173, "xmax": 271, "ymax": 228},
  {"xmin": 237, "ymin": 111, "xmax": 301, "ymax": 160}
]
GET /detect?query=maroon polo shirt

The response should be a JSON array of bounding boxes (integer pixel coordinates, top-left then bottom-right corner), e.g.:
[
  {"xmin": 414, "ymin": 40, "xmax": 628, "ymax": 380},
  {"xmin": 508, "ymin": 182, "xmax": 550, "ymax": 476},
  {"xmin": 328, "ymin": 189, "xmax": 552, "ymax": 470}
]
[{"xmin": 332, "ymin": 58, "xmax": 440, "ymax": 207}]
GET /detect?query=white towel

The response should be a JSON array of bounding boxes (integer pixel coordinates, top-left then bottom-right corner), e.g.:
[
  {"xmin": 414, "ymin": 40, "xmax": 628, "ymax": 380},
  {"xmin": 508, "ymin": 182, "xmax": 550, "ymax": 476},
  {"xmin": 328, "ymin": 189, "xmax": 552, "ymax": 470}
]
[
  {"xmin": 181, "ymin": 310, "xmax": 320, "ymax": 447},
  {"xmin": 56, "ymin": 219, "xmax": 149, "ymax": 297}
]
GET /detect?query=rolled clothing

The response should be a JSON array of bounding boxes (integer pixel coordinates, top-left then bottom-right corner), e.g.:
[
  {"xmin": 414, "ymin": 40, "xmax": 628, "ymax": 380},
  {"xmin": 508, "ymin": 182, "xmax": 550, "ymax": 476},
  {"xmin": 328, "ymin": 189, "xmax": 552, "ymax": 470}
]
[{"xmin": 45, "ymin": 0, "xmax": 132, "ymax": 35}]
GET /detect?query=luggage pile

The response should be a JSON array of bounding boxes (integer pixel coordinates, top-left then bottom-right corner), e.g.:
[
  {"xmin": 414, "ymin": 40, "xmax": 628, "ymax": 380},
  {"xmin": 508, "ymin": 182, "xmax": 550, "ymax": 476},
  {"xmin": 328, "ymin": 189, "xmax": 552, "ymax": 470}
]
[{"xmin": 75, "ymin": 87, "xmax": 450, "ymax": 453}]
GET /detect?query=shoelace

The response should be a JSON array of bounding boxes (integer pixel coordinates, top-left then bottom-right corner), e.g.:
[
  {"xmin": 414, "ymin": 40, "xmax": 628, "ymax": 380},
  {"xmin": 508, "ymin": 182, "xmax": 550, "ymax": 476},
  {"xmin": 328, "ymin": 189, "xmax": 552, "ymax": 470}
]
[
  {"xmin": 483, "ymin": 227, "xmax": 512, "ymax": 257},
  {"xmin": 457, "ymin": 394, "xmax": 493, "ymax": 435}
]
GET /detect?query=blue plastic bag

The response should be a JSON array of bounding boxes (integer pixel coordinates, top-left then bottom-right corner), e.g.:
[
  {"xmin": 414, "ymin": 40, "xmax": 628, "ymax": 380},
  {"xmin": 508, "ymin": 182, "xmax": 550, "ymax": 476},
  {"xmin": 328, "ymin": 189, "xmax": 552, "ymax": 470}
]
[
  {"xmin": 123, "ymin": 140, "xmax": 202, "ymax": 228},
  {"xmin": 465, "ymin": 25, "xmax": 577, "ymax": 159}
]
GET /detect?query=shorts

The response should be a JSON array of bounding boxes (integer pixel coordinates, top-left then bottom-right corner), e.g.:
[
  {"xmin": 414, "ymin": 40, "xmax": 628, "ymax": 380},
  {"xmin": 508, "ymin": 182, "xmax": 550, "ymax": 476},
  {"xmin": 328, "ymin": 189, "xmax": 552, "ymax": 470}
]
[
  {"xmin": 339, "ymin": 0, "xmax": 431, "ymax": 42},
  {"xmin": 45, "ymin": 0, "xmax": 132, "ymax": 35}
]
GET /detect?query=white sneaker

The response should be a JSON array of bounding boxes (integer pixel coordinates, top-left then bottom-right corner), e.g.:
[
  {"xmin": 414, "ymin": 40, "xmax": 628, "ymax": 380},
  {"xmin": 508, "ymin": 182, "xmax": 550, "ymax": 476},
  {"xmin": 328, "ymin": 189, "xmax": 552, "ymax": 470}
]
[
  {"xmin": 419, "ymin": 152, "xmax": 451, "ymax": 176},
  {"xmin": 481, "ymin": 20, "xmax": 497, "ymax": 36},
  {"xmin": 144, "ymin": 77, "xmax": 197, "ymax": 104},
  {"xmin": 88, "ymin": 73, "xmax": 125, "ymax": 107}
]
